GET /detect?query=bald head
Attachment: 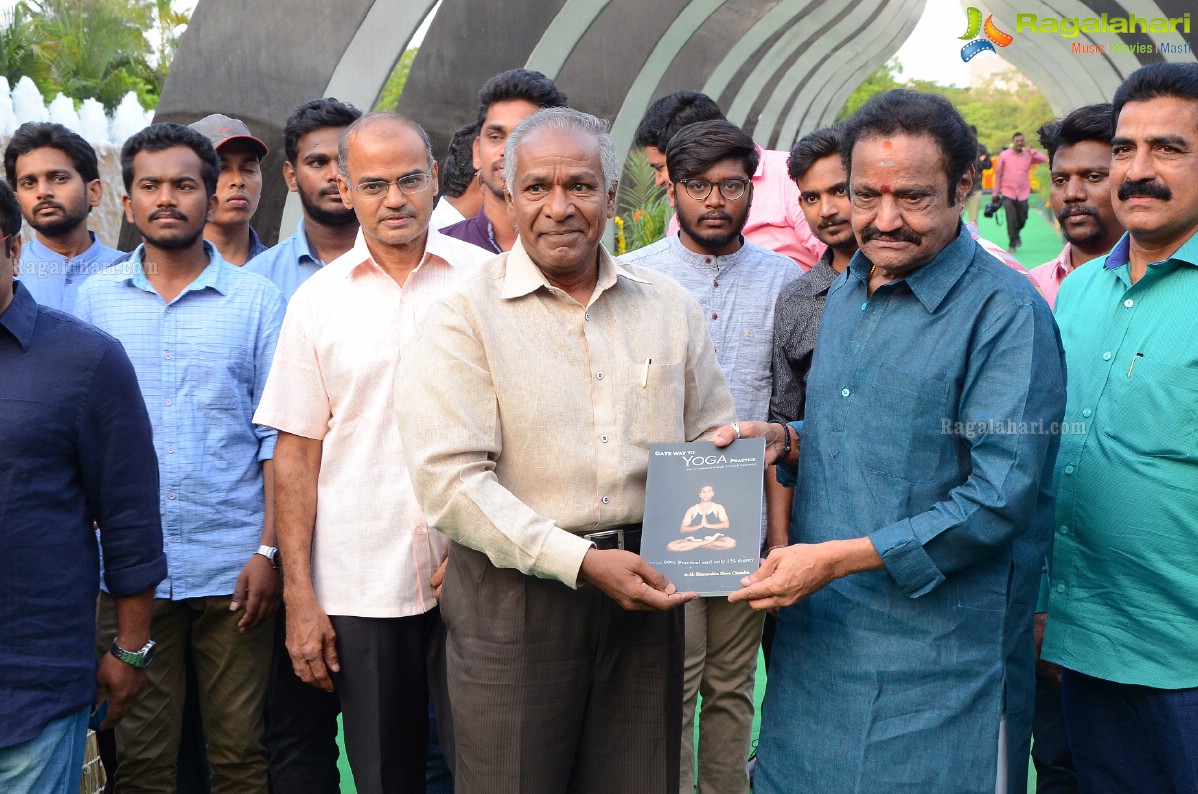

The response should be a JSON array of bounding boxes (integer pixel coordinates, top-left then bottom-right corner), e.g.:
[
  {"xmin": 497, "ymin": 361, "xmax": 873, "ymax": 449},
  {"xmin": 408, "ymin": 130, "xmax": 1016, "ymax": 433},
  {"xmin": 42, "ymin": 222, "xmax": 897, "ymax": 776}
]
[{"xmin": 337, "ymin": 112, "xmax": 433, "ymax": 178}]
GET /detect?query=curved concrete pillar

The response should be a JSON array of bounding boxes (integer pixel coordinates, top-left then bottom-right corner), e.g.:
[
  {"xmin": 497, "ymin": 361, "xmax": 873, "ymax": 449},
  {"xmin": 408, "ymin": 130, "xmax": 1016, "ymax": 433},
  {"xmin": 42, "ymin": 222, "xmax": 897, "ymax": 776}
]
[
  {"xmin": 279, "ymin": 0, "xmax": 439, "ymax": 236},
  {"xmin": 762, "ymin": 0, "xmax": 925, "ymax": 148}
]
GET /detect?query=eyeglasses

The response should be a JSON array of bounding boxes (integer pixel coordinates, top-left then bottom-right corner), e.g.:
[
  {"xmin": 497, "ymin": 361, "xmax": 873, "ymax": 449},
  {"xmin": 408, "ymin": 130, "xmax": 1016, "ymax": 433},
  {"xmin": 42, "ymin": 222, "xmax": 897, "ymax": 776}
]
[
  {"xmin": 677, "ymin": 177, "xmax": 751, "ymax": 202},
  {"xmin": 350, "ymin": 173, "xmax": 433, "ymax": 199}
]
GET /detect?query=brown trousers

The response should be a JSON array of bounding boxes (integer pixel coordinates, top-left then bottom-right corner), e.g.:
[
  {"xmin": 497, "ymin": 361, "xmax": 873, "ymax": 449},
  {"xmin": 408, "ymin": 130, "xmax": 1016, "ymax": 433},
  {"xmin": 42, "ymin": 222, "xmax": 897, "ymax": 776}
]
[
  {"xmin": 441, "ymin": 542, "xmax": 684, "ymax": 794},
  {"xmin": 96, "ymin": 593, "xmax": 273, "ymax": 793}
]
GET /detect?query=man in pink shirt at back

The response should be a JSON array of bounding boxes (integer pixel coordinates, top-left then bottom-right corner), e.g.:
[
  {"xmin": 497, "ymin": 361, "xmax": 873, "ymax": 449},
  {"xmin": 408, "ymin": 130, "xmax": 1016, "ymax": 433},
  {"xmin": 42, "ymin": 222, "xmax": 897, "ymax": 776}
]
[
  {"xmin": 990, "ymin": 131, "xmax": 1048, "ymax": 251},
  {"xmin": 1029, "ymin": 104, "xmax": 1124, "ymax": 308},
  {"xmin": 634, "ymin": 91, "xmax": 826, "ymax": 270}
]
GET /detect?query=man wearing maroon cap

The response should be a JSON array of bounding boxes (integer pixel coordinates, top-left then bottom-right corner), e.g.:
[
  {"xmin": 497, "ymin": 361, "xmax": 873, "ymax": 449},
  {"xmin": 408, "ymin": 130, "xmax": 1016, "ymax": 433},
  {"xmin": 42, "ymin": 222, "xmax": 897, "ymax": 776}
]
[{"xmin": 189, "ymin": 113, "xmax": 269, "ymax": 265}]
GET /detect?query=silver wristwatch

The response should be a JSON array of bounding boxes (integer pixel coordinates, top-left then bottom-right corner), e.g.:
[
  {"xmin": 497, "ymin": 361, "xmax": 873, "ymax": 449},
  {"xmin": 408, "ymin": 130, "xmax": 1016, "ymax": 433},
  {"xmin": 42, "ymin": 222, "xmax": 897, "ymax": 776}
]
[
  {"xmin": 256, "ymin": 544, "xmax": 280, "ymax": 569},
  {"xmin": 110, "ymin": 638, "xmax": 157, "ymax": 669}
]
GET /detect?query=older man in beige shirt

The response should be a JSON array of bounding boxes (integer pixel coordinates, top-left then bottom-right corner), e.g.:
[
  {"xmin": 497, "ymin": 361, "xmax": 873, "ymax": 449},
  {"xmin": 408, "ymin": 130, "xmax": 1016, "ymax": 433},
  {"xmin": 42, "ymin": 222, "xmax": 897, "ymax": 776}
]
[
  {"xmin": 398, "ymin": 107, "xmax": 737, "ymax": 794},
  {"xmin": 254, "ymin": 112, "xmax": 491, "ymax": 794}
]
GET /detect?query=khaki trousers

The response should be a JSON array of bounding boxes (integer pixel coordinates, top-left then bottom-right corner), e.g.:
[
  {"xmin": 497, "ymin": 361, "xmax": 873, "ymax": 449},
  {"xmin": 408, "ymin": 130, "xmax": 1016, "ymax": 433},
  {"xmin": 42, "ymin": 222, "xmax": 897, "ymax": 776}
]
[
  {"xmin": 680, "ymin": 596, "xmax": 765, "ymax": 794},
  {"xmin": 97, "ymin": 593, "xmax": 273, "ymax": 793}
]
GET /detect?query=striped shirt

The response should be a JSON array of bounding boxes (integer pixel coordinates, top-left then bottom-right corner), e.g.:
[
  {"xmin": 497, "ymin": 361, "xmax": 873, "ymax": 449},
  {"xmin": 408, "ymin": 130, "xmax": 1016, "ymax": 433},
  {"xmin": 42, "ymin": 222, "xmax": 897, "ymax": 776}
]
[{"xmin": 74, "ymin": 242, "xmax": 284, "ymax": 600}]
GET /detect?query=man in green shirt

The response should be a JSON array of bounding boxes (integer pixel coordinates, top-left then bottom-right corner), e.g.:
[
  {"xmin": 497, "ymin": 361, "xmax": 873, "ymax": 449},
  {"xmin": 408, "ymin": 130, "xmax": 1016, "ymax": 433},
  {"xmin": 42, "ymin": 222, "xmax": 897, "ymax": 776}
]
[{"xmin": 1043, "ymin": 61, "xmax": 1198, "ymax": 793}]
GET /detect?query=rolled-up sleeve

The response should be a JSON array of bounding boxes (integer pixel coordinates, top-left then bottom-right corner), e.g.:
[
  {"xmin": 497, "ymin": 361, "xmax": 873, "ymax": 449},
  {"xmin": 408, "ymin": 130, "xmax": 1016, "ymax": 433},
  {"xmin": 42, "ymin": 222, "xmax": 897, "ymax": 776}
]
[{"xmin": 83, "ymin": 343, "xmax": 167, "ymax": 596}]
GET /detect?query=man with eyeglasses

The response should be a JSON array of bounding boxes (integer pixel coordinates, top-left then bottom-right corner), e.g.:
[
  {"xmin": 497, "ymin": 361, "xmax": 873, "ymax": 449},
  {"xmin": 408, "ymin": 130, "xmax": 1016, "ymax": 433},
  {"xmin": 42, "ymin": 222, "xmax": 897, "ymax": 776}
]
[
  {"xmin": 253, "ymin": 112, "xmax": 490, "ymax": 793},
  {"xmin": 622, "ymin": 119, "xmax": 798, "ymax": 794}
]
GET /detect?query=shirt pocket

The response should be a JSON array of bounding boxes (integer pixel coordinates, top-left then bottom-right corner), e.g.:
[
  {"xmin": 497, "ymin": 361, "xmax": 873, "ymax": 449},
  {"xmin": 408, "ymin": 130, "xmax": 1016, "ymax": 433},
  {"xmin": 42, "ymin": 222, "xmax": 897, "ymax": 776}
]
[
  {"xmin": 859, "ymin": 366, "xmax": 949, "ymax": 482},
  {"xmin": 732, "ymin": 330, "xmax": 771, "ymax": 397},
  {"xmin": 1099, "ymin": 356, "xmax": 1198, "ymax": 462},
  {"xmin": 623, "ymin": 361, "xmax": 686, "ymax": 449}
]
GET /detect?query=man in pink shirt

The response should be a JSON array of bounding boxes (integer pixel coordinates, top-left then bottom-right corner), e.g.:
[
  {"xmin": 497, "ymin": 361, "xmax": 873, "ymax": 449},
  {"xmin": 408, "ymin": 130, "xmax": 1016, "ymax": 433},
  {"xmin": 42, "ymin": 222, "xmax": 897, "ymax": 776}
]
[
  {"xmin": 990, "ymin": 131, "xmax": 1048, "ymax": 251},
  {"xmin": 254, "ymin": 112, "xmax": 492, "ymax": 792},
  {"xmin": 634, "ymin": 91, "xmax": 826, "ymax": 270},
  {"xmin": 1029, "ymin": 104, "xmax": 1124, "ymax": 309}
]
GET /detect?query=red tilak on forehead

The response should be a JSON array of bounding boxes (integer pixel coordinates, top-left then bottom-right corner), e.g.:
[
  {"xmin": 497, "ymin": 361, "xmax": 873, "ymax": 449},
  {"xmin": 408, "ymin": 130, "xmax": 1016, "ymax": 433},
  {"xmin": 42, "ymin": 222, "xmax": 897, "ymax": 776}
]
[
  {"xmin": 555, "ymin": 173, "xmax": 562, "ymax": 186},
  {"xmin": 881, "ymin": 184, "xmax": 891, "ymax": 194},
  {"xmin": 882, "ymin": 140, "xmax": 893, "ymax": 149}
]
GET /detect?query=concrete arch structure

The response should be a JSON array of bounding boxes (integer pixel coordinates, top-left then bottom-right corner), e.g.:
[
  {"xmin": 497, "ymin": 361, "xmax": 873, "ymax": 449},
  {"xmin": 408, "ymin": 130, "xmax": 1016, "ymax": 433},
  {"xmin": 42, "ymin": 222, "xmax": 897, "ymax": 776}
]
[{"xmin": 152, "ymin": 0, "xmax": 1196, "ymax": 247}]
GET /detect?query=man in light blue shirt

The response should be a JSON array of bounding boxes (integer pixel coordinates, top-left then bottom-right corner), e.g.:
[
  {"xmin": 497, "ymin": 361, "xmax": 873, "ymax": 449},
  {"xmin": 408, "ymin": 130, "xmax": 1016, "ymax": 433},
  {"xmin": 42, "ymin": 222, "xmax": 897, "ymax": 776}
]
[
  {"xmin": 4, "ymin": 122, "xmax": 122, "ymax": 314},
  {"xmin": 247, "ymin": 98, "xmax": 361, "ymax": 302},
  {"xmin": 622, "ymin": 119, "xmax": 799, "ymax": 794},
  {"xmin": 75, "ymin": 122, "xmax": 284, "ymax": 792}
]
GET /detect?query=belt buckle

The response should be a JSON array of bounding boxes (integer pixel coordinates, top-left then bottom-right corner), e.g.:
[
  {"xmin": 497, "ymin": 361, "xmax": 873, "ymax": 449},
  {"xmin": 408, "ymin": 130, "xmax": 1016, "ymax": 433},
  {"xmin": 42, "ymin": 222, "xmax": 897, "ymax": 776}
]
[{"xmin": 585, "ymin": 529, "xmax": 624, "ymax": 550}]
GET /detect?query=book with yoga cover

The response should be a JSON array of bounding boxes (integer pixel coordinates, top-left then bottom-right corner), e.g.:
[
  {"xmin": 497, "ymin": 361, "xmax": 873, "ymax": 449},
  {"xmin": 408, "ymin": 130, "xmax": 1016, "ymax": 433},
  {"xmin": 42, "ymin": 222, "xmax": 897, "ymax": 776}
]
[{"xmin": 641, "ymin": 438, "xmax": 765, "ymax": 597}]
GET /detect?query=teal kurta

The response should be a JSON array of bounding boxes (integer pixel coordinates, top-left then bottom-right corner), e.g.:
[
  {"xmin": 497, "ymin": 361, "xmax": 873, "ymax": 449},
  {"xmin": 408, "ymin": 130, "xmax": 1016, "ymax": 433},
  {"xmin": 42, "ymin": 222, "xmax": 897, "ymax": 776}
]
[
  {"xmin": 758, "ymin": 226, "xmax": 1066, "ymax": 794},
  {"xmin": 1043, "ymin": 232, "xmax": 1198, "ymax": 689}
]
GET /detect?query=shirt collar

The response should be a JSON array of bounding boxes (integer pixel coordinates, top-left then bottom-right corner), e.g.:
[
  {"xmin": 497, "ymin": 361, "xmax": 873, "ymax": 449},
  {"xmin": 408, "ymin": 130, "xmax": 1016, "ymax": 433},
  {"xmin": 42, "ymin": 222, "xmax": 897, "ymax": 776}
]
[
  {"xmin": 1050, "ymin": 242, "xmax": 1074, "ymax": 276},
  {"xmin": 790, "ymin": 248, "xmax": 842, "ymax": 297},
  {"xmin": 665, "ymin": 233, "xmax": 750, "ymax": 269},
  {"xmin": 0, "ymin": 281, "xmax": 38, "ymax": 350},
  {"xmin": 25, "ymin": 231, "xmax": 105, "ymax": 263},
  {"xmin": 247, "ymin": 226, "xmax": 268, "ymax": 261},
  {"xmin": 1104, "ymin": 230, "xmax": 1198, "ymax": 271},
  {"xmin": 848, "ymin": 222, "xmax": 975, "ymax": 313},
  {"xmin": 126, "ymin": 241, "xmax": 229, "ymax": 296},
  {"xmin": 341, "ymin": 227, "xmax": 461, "ymax": 280},
  {"xmin": 292, "ymin": 218, "xmax": 320, "ymax": 265},
  {"xmin": 501, "ymin": 237, "xmax": 648, "ymax": 300}
]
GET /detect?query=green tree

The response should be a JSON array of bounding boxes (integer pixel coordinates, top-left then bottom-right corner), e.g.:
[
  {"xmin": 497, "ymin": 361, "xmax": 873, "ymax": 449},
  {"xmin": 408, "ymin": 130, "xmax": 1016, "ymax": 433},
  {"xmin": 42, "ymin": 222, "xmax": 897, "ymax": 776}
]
[
  {"xmin": 836, "ymin": 58, "xmax": 902, "ymax": 120},
  {"xmin": 0, "ymin": 0, "xmax": 189, "ymax": 110},
  {"xmin": 374, "ymin": 48, "xmax": 418, "ymax": 111}
]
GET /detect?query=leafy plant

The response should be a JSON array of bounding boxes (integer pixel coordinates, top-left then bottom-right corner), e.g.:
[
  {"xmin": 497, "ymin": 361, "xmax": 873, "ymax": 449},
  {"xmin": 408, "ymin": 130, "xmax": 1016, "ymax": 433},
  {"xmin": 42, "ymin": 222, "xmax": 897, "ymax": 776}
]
[{"xmin": 615, "ymin": 148, "xmax": 670, "ymax": 254}]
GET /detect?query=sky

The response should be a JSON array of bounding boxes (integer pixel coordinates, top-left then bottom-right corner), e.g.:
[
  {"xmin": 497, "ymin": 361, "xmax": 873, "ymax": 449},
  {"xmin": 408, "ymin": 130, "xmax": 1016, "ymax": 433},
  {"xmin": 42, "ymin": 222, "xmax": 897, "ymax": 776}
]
[{"xmin": 894, "ymin": 0, "xmax": 974, "ymax": 87}]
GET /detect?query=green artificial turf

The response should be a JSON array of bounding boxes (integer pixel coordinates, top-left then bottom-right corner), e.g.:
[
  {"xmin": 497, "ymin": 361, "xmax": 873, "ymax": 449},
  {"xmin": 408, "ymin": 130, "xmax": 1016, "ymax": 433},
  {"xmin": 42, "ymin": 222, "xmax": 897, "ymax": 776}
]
[{"xmin": 973, "ymin": 198, "xmax": 1066, "ymax": 273}]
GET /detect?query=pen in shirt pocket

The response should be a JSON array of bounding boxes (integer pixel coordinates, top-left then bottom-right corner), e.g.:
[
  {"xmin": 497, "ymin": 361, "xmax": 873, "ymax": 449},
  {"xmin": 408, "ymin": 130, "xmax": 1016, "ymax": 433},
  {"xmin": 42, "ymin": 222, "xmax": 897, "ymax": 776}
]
[
  {"xmin": 1126, "ymin": 352, "xmax": 1143, "ymax": 378},
  {"xmin": 642, "ymin": 358, "xmax": 652, "ymax": 388}
]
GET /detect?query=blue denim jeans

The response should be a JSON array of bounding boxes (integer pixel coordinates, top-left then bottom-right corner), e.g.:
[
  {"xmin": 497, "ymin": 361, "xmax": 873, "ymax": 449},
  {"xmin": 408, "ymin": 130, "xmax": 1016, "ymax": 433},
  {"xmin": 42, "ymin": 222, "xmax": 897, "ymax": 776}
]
[
  {"xmin": 1062, "ymin": 668, "xmax": 1198, "ymax": 793},
  {"xmin": 0, "ymin": 705, "xmax": 89, "ymax": 794}
]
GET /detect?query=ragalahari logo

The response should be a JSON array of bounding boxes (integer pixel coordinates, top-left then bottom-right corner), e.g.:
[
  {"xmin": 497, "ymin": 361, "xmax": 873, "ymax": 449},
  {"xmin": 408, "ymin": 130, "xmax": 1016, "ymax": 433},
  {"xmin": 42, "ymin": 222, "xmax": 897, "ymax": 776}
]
[{"xmin": 959, "ymin": 7, "xmax": 1014, "ymax": 61}]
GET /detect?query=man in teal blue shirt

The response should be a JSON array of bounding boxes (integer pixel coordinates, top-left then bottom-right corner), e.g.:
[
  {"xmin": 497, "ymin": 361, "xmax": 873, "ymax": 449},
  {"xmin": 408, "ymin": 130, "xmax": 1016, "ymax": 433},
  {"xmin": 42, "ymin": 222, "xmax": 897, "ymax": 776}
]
[
  {"xmin": 1043, "ymin": 62, "xmax": 1198, "ymax": 792},
  {"xmin": 730, "ymin": 89, "xmax": 1066, "ymax": 793}
]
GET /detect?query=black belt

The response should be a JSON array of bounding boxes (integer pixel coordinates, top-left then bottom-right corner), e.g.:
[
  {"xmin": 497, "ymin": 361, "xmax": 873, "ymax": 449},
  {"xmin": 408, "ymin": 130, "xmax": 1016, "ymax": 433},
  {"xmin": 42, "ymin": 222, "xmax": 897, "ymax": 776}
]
[{"xmin": 582, "ymin": 524, "xmax": 642, "ymax": 553}]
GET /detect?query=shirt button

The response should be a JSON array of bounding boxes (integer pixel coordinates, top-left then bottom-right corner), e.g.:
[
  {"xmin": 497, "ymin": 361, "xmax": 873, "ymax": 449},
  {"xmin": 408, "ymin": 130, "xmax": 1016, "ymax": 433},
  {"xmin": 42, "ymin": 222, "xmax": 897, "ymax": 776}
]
[
  {"xmin": 861, "ymin": 302, "xmax": 867, "ymax": 311},
  {"xmin": 169, "ymin": 535, "xmax": 178, "ymax": 542},
  {"xmin": 711, "ymin": 313, "xmax": 718, "ymax": 320},
  {"xmin": 167, "ymin": 447, "xmax": 175, "ymax": 454},
  {"xmin": 1123, "ymin": 298, "xmax": 1134, "ymax": 308},
  {"xmin": 713, "ymin": 281, "xmax": 719, "ymax": 288},
  {"xmin": 65, "ymin": 278, "xmax": 73, "ymax": 285},
  {"xmin": 584, "ymin": 312, "xmax": 590, "ymax": 321},
  {"xmin": 167, "ymin": 493, "xmax": 176, "ymax": 500},
  {"xmin": 164, "ymin": 352, "xmax": 172, "ymax": 360},
  {"xmin": 705, "ymin": 258, "xmax": 711, "ymax": 264},
  {"xmin": 415, "ymin": 525, "xmax": 425, "ymax": 535},
  {"xmin": 1059, "ymin": 525, "xmax": 1068, "ymax": 535},
  {"xmin": 1056, "ymin": 583, "xmax": 1066, "ymax": 593},
  {"xmin": 1081, "ymin": 409, "xmax": 1092, "ymax": 418},
  {"xmin": 1102, "ymin": 352, "xmax": 1112, "ymax": 361},
  {"xmin": 165, "ymin": 306, "xmax": 172, "ymax": 313},
  {"xmin": 164, "ymin": 398, "xmax": 173, "ymax": 406},
  {"xmin": 596, "ymin": 372, "xmax": 604, "ymax": 380},
  {"xmin": 841, "ymin": 388, "xmax": 850, "ymax": 397},
  {"xmin": 1064, "ymin": 465, "xmax": 1075, "ymax": 475},
  {"xmin": 601, "ymin": 435, "xmax": 609, "ymax": 443},
  {"xmin": 601, "ymin": 496, "xmax": 610, "ymax": 504}
]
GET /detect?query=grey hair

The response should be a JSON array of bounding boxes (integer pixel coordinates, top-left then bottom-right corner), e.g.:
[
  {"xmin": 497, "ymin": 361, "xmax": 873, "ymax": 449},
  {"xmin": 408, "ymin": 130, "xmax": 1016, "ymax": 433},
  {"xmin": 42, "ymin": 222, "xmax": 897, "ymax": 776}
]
[
  {"xmin": 337, "ymin": 111, "xmax": 434, "ymax": 177},
  {"xmin": 503, "ymin": 107, "xmax": 618, "ymax": 195}
]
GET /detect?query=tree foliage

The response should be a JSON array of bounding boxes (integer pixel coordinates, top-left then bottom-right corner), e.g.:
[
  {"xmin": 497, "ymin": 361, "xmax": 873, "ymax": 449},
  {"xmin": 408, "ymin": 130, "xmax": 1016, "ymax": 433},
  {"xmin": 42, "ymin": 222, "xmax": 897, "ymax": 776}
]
[
  {"xmin": 836, "ymin": 58, "xmax": 1055, "ymax": 157},
  {"xmin": 374, "ymin": 48, "xmax": 418, "ymax": 111},
  {"xmin": 615, "ymin": 149, "xmax": 671, "ymax": 254},
  {"xmin": 0, "ymin": 0, "xmax": 188, "ymax": 110}
]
